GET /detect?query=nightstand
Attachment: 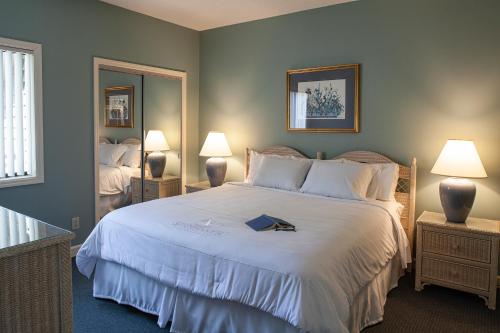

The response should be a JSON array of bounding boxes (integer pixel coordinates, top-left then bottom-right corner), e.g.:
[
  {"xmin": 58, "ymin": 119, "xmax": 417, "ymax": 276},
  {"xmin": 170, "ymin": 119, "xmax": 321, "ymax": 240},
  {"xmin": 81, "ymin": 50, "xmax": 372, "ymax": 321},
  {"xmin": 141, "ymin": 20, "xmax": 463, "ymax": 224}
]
[
  {"xmin": 131, "ymin": 175, "xmax": 181, "ymax": 203},
  {"xmin": 415, "ymin": 211, "xmax": 500, "ymax": 309},
  {"xmin": 185, "ymin": 181, "xmax": 212, "ymax": 193}
]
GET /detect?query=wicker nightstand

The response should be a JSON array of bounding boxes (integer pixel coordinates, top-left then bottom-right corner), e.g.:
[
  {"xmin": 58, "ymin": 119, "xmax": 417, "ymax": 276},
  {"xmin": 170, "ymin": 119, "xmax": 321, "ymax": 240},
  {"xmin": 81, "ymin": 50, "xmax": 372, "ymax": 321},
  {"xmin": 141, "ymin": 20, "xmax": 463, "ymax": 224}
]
[
  {"xmin": 131, "ymin": 175, "xmax": 181, "ymax": 203},
  {"xmin": 415, "ymin": 211, "xmax": 500, "ymax": 309},
  {"xmin": 185, "ymin": 181, "xmax": 212, "ymax": 193}
]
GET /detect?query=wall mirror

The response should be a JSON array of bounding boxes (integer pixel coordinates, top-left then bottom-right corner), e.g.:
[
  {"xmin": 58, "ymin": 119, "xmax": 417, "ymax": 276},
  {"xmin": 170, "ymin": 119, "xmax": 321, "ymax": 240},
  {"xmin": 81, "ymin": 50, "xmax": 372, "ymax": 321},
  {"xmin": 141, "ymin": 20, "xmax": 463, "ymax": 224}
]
[{"xmin": 93, "ymin": 58, "xmax": 186, "ymax": 223}]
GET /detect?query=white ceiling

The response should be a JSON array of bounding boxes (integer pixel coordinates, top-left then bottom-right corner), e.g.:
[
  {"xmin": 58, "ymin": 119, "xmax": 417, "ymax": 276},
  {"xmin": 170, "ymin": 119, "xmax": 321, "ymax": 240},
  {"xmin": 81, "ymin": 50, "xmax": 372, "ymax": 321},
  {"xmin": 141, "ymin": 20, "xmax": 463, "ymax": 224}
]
[{"xmin": 100, "ymin": 0, "xmax": 355, "ymax": 31}]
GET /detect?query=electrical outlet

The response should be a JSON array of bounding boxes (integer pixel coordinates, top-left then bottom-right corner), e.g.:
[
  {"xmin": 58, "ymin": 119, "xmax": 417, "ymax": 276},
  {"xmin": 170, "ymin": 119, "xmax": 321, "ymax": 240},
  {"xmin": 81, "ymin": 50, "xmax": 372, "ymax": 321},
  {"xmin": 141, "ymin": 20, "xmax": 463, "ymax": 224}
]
[{"xmin": 71, "ymin": 216, "xmax": 80, "ymax": 230}]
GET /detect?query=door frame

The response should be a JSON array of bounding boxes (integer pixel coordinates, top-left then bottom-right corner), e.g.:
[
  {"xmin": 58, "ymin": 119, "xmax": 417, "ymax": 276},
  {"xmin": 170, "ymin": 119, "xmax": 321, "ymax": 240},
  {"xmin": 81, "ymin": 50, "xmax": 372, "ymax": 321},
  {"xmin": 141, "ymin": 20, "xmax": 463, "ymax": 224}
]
[{"xmin": 93, "ymin": 57, "xmax": 187, "ymax": 224}]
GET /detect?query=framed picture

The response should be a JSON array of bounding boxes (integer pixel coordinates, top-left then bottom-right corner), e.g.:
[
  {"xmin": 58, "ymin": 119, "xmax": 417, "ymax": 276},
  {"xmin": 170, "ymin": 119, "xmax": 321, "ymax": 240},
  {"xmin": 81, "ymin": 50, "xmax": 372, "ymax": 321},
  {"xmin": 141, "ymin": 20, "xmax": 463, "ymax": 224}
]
[
  {"xmin": 287, "ymin": 64, "xmax": 359, "ymax": 132},
  {"xmin": 104, "ymin": 85, "xmax": 134, "ymax": 128}
]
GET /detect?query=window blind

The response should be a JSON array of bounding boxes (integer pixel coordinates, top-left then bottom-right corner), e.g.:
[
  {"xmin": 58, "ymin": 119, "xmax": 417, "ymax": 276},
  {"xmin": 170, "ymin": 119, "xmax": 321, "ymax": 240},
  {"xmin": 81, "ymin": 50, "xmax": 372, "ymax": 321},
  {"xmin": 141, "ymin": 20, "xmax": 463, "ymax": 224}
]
[
  {"xmin": 0, "ymin": 48, "xmax": 35, "ymax": 179},
  {"xmin": 0, "ymin": 208, "xmax": 40, "ymax": 248}
]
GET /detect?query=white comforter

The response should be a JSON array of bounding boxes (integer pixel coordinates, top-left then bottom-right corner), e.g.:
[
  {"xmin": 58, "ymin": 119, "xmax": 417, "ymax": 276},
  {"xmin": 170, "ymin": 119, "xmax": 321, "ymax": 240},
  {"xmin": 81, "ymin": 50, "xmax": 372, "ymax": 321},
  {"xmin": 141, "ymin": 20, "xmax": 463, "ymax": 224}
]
[
  {"xmin": 99, "ymin": 164, "xmax": 140, "ymax": 195},
  {"xmin": 77, "ymin": 183, "xmax": 410, "ymax": 333}
]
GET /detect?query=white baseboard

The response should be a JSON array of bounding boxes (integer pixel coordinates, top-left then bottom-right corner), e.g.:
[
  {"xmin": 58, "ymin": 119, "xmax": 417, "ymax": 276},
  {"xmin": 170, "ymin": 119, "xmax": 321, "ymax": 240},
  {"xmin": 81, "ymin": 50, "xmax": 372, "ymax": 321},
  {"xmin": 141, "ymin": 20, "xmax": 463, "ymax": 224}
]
[{"xmin": 70, "ymin": 244, "xmax": 81, "ymax": 258}]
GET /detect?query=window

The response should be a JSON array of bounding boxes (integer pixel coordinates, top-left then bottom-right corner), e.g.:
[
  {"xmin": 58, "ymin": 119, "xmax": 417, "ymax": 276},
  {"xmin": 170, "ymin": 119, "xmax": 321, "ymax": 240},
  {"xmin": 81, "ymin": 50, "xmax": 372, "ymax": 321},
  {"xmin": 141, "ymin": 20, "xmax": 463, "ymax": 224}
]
[{"xmin": 0, "ymin": 37, "xmax": 43, "ymax": 188}]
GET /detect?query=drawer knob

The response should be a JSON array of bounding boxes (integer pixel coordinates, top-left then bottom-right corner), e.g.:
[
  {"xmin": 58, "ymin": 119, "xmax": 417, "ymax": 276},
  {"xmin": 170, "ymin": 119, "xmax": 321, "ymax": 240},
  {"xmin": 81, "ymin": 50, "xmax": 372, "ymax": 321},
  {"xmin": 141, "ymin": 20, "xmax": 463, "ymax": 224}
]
[{"xmin": 452, "ymin": 244, "xmax": 460, "ymax": 250}]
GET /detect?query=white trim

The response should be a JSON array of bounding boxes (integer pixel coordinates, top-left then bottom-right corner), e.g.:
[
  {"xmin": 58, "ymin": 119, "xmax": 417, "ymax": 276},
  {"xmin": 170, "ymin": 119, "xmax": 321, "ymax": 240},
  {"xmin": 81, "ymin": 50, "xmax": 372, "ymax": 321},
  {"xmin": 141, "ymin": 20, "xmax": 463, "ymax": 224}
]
[
  {"xmin": 71, "ymin": 244, "xmax": 82, "ymax": 258},
  {"xmin": 93, "ymin": 57, "xmax": 187, "ymax": 225},
  {"xmin": 0, "ymin": 36, "xmax": 44, "ymax": 189}
]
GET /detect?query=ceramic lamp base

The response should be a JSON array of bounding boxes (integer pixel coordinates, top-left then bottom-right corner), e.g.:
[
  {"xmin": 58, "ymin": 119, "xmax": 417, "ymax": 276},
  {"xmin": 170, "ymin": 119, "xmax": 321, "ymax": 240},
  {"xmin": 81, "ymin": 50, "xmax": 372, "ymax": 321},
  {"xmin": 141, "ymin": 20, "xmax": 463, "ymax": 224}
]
[
  {"xmin": 206, "ymin": 157, "xmax": 227, "ymax": 187},
  {"xmin": 147, "ymin": 151, "xmax": 166, "ymax": 178},
  {"xmin": 439, "ymin": 177, "xmax": 476, "ymax": 223}
]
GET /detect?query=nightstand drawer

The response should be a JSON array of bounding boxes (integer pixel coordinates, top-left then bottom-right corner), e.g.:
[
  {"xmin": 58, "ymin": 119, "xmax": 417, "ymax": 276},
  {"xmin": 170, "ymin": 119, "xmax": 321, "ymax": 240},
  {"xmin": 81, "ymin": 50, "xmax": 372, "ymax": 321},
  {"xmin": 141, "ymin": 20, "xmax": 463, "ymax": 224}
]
[
  {"xmin": 422, "ymin": 256, "xmax": 490, "ymax": 291},
  {"xmin": 132, "ymin": 193, "xmax": 142, "ymax": 204},
  {"xmin": 422, "ymin": 229, "xmax": 491, "ymax": 263},
  {"xmin": 144, "ymin": 182, "xmax": 159, "ymax": 196},
  {"xmin": 131, "ymin": 178, "xmax": 141, "ymax": 194}
]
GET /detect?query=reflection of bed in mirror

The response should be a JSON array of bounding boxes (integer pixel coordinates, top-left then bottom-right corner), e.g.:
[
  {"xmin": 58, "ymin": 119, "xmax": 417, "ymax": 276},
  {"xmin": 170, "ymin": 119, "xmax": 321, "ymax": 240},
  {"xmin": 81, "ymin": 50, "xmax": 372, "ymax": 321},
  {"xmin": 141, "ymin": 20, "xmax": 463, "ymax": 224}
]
[{"xmin": 98, "ymin": 137, "xmax": 142, "ymax": 219}]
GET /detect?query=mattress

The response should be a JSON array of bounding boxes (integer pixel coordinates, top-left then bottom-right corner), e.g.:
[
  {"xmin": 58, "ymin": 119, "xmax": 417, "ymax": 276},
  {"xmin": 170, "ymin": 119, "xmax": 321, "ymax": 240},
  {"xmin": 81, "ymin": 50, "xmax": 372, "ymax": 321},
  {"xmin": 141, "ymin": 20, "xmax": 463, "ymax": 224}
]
[{"xmin": 77, "ymin": 183, "xmax": 410, "ymax": 332}]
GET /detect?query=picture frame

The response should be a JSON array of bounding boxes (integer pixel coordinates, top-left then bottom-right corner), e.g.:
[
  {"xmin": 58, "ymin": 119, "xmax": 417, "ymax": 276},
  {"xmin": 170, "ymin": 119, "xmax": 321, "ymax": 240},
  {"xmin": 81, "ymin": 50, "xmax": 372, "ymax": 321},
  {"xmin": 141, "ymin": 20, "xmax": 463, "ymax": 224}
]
[
  {"xmin": 287, "ymin": 64, "xmax": 359, "ymax": 132},
  {"xmin": 104, "ymin": 85, "xmax": 134, "ymax": 128}
]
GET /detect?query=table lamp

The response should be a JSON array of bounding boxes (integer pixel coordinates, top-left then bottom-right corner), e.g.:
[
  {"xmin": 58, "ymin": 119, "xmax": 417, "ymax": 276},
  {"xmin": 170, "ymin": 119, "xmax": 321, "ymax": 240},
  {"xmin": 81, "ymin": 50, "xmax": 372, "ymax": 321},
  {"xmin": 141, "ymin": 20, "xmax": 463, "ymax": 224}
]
[
  {"xmin": 145, "ymin": 130, "xmax": 170, "ymax": 178},
  {"xmin": 431, "ymin": 139, "xmax": 487, "ymax": 222},
  {"xmin": 199, "ymin": 131, "xmax": 232, "ymax": 187}
]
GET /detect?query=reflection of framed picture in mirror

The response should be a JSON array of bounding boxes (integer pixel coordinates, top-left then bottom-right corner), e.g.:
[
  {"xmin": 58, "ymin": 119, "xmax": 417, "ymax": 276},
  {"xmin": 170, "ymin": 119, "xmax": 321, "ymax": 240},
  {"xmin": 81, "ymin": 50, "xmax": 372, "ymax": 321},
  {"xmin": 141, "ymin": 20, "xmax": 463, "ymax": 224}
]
[
  {"xmin": 105, "ymin": 85, "xmax": 134, "ymax": 128},
  {"xmin": 287, "ymin": 64, "xmax": 359, "ymax": 132}
]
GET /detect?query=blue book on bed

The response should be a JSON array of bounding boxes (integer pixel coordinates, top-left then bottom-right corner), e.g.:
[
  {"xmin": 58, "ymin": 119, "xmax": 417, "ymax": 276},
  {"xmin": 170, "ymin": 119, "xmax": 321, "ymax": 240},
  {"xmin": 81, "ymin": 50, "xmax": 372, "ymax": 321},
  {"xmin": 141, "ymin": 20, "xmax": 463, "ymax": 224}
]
[{"xmin": 246, "ymin": 214, "xmax": 295, "ymax": 231}]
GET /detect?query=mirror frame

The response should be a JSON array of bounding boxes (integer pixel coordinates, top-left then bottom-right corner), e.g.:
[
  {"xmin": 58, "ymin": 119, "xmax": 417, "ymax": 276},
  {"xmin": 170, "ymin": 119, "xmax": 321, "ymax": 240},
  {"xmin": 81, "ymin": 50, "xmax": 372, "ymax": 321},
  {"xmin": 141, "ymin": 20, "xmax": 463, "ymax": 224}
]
[{"xmin": 93, "ymin": 57, "xmax": 187, "ymax": 224}]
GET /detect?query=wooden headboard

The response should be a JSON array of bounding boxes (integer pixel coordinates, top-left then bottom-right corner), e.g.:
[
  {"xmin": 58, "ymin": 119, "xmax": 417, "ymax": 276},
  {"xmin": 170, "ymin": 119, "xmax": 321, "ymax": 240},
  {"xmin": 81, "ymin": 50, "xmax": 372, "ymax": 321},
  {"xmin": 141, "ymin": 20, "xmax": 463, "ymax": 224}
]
[
  {"xmin": 244, "ymin": 145, "xmax": 417, "ymax": 251},
  {"xmin": 121, "ymin": 137, "xmax": 141, "ymax": 145}
]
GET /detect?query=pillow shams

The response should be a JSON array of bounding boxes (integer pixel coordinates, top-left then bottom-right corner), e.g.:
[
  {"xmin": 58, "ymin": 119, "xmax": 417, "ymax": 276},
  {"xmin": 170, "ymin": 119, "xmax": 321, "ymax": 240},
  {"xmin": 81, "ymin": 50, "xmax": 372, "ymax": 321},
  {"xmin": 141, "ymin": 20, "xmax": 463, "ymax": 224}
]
[
  {"xmin": 251, "ymin": 155, "xmax": 312, "ymax": 191},
  {"xmin": 366, "ymin": 163, "xmax": 399, "ymax": 201},
  {"xmin": 121, "ymin": 144, "xmax": 141, "ymax": 168},
  {"xmin": 300, "ymin": 160, "xmax": 375, "ymax": 200},
  {"xmin": 99, "ymin": 143, "xmax": 128, "ymax": 167},
  {"xmin": 246, "ymin": 150, "xmax": 304, "ymax": 183},
  {"xmin": 246, "ymin": 150, "xmax": 265, "ymax": 183},
  {"xmin": 340, "ymin": 159, "xmax": 399, "ymax": 201}
]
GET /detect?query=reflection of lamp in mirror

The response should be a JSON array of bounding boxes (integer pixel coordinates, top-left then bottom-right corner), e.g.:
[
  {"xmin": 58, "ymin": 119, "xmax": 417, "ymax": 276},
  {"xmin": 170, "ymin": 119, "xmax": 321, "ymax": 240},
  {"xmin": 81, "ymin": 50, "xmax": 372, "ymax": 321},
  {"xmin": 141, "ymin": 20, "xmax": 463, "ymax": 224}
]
[
  {"xmin": 431, "ymin": 140, "xmax": 487, "ymax": 223},
  {"xmin": 199, "ymin": 132, "xmax": 232, "ymax": 187},
  {"xmin": 145, "ymin": 130, "xmax": 170, "ymax": 178}
]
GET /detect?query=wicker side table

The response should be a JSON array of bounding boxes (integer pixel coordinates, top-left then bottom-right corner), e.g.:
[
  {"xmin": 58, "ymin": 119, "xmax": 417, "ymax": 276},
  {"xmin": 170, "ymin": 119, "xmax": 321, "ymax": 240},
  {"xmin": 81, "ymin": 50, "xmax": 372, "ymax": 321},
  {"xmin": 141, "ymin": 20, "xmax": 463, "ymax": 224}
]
[
  {"xmin": 0, "ymin": 207, "xmax": 74, "ymax": 332},
  {"xmin": 131, "ymin": 175, "xmax": 181, "ymax": 204},
  {"xmin": 415, "ymin": 211, "xmax": 500, "ymax": 309}
]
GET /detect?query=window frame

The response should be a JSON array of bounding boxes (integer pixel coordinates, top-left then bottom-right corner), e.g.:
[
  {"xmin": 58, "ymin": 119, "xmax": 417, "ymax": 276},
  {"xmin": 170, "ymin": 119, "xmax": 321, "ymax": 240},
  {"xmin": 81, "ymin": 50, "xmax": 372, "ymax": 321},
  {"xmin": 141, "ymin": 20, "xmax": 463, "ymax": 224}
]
[{"xmin": 0, "ymin": 37, "xmax": 44, "ymax": 188}]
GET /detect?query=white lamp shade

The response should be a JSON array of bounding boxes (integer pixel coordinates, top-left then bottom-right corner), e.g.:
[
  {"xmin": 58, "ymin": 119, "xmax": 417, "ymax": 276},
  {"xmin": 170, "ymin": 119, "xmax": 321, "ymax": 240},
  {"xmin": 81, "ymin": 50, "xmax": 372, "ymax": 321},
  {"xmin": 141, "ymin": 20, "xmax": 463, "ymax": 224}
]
[
  {"xmin": 199, "ymin": 132, "xmax": 232, "ymax": 157},
  {"xmin": 144, "ymin": 130, "xmax": 170, "ymax": 152},
  {"xmin": 431, "ymin": 140, "xmax": 487, "ymax": 178}
]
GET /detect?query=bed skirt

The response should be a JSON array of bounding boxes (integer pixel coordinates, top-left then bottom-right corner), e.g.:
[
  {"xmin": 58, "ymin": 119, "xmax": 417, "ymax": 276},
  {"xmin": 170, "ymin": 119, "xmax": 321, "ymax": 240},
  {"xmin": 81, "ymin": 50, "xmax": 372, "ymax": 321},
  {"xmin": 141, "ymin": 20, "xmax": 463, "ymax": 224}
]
[{"xmin": 92, "ymin": 255, "xmax": 403, "ymax": 333}]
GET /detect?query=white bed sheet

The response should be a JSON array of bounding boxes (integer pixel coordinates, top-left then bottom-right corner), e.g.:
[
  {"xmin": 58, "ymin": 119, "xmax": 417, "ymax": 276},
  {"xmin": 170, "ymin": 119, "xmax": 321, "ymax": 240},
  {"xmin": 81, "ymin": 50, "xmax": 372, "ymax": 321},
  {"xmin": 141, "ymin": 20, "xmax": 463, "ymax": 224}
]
[
  {"xmin": 78, "ymin": 183, "xmax": 410, "ymax": 333},
  {"xmin": 99, "ymin": 164, "xmax": 140, "ymax": 195}
]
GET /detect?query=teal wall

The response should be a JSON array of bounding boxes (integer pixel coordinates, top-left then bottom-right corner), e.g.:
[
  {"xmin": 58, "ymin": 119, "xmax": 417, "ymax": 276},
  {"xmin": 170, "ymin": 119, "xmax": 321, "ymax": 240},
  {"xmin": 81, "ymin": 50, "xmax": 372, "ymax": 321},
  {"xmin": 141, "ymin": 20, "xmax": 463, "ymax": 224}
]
[
  {"xmin": 99, "ymin": 70, "xmax": 142, "ymax": 142},
  {"xmin": 200, "ymin": 0, "xmax": 500, "ymax": 220},
  {"xmin": 1, "ymin": 0, "xmax": 499, "ymax": 247},
  {"xmin": 144, "ymin": 76, "xmax": 182, "ymax": 177},
  {"xmin": 0, "ymin": 0, "xmax": 199, "ymax": 244}
]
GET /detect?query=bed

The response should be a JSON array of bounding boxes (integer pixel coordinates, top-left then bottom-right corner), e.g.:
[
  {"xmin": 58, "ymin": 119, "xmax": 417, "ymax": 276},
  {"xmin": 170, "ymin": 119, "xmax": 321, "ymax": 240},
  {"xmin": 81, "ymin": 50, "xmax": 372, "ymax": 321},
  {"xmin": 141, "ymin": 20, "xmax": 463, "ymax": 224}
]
[
  {"xmin": 98, "ymin": 137, "xmax": 141, "ymax": 218},
  {"xmin": 78, "ymin": 146, "xmax": 417, "ymax": 333}
]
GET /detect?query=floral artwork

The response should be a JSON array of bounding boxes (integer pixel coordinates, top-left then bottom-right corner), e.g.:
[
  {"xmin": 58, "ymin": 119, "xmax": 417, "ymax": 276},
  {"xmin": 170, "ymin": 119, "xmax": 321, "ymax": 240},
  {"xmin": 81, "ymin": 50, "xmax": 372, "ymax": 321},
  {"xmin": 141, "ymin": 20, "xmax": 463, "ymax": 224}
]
[
  {"xmin": 287, "ymin": 64, "xmax": 359, "ymax": 132},
  {"xmin": 298, "ymin": 80, "xmax": 346, "ymax": 119}
]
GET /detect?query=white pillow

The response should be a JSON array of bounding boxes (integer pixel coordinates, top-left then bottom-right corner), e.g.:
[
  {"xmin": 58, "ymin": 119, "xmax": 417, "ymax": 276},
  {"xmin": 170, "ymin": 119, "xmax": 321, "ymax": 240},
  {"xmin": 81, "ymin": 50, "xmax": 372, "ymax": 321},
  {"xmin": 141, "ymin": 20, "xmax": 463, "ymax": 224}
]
[
  {"xmin": 121, "ymin": 144, "xmax": 141, "ymax": 168},
  {"xmin": 341, "ymin": 159, "xmax": 399, "ymax": 201},
  {"xmin": 251, "ymin": 155, "xmax": 312, "ymax": 191},
  {"xmin": 99, "ymin": 143, "xmax": 128, "ymax": 166},
  {"xmin": 246, "ymin": 150, "xmax": 306, "ymax": 183},
  {"xmin": 246, "ymin": 150, "xmax": 265, "ymax": 183},
  {"xmin": 366, "ymin": 163, "xmax": 399, "ymax": 201},
  {"xmin": 300, "ymin": 160, "xmax": 375, "ymax": 200}
]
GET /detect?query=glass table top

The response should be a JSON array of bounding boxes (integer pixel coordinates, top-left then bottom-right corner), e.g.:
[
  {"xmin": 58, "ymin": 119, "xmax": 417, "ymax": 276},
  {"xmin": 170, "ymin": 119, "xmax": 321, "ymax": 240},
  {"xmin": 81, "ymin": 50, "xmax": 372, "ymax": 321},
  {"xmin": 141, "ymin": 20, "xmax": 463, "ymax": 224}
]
[{"xmin": 0, "ymin": 206, "xmax": 72, "ymax": 251}]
